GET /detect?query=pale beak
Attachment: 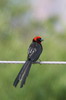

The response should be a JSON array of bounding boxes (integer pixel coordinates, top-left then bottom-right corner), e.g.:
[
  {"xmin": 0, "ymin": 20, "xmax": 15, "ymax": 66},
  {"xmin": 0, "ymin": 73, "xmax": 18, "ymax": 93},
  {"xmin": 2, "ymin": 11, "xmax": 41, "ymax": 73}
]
[{"xmin": 41, "ymin": 38, "xmax": 44, "ymax": 41}]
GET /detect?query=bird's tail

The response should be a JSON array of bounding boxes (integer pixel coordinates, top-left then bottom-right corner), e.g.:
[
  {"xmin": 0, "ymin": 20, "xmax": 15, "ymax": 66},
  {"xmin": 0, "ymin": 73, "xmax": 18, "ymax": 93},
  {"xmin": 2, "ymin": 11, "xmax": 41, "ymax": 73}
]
[{"xmin": 13, "ymin": 60, "xmax": 32, "ymax": 88}]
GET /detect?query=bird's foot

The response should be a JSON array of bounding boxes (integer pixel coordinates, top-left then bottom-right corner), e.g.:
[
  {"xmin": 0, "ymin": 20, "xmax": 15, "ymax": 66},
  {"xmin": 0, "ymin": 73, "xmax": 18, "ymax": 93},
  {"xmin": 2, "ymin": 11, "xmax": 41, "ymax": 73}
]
[{"xmin": 38, "ymin": 59, "xmax": 42, "ymax": 65}]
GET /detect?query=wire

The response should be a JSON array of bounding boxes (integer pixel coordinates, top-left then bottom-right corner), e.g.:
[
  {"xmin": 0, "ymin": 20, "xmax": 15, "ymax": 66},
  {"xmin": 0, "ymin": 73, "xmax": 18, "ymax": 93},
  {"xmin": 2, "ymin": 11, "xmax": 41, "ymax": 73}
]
[{"xmin": 0, "ymin": 61, "xmax": 66, "ymax": 64}]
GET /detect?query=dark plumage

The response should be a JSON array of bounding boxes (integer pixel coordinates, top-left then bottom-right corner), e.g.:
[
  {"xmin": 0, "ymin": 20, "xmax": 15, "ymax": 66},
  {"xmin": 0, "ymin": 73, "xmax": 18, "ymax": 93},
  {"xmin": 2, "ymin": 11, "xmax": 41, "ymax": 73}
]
[{"xmin": 13, "ymin": 36, "xmax": 43, "ymax": 88}]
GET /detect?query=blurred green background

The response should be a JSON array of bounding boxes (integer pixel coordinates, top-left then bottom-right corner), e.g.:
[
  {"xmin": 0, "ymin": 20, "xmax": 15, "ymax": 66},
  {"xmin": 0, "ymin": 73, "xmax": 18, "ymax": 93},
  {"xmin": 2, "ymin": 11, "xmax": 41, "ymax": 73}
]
[{"xmin": 0, "ymin": 0, "xmax": 66, "ymax": 100}]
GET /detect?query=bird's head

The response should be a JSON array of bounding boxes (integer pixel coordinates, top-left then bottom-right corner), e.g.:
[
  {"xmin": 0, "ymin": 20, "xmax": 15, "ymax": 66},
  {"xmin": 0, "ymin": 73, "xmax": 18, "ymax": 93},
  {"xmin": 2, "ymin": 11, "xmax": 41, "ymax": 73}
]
[{"xmin": 33, "ymin": 36, "xmax": 44, "ymax": 44}]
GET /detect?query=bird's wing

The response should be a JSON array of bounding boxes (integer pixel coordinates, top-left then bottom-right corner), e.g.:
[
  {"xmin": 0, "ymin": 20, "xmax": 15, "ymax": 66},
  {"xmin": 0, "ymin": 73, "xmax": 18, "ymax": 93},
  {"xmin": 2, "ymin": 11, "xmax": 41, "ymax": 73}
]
[
  {"xmin": 28, "ymin": 46, "xmax": 37, "ymax": 57},
  {"xmin": 27, "ymin": 42, "xmax": 42, "ymax": 61}
]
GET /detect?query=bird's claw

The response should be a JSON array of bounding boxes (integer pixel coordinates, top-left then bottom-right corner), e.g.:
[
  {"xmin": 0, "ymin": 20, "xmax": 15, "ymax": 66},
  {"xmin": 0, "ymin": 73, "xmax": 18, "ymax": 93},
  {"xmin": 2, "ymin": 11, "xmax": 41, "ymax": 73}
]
[{"xmin": 38, "ymin": 59, "xmax": 42, "ymax": 65}]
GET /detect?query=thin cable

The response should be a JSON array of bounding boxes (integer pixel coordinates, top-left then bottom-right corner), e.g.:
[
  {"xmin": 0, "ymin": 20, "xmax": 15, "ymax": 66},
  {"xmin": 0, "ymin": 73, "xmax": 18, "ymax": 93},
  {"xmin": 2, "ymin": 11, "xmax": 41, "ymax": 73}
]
[{"xmin": 0, "ymin": 61, "xmax": 66, "ymax": 64}]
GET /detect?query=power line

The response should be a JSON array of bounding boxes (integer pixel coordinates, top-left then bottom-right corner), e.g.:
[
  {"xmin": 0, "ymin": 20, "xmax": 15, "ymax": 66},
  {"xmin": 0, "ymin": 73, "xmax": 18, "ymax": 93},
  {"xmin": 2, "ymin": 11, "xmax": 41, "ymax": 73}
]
[{"xmin": 0, "ymin": 61, "xmax": 66, "ymax": 64}]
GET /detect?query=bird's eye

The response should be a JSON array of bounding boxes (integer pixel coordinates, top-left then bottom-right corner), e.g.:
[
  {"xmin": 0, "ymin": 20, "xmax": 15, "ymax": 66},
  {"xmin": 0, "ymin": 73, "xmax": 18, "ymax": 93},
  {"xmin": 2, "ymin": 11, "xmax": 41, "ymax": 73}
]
[{"xmin": 37, "ymin": 38, "xmax": 41, "ymax": 42}]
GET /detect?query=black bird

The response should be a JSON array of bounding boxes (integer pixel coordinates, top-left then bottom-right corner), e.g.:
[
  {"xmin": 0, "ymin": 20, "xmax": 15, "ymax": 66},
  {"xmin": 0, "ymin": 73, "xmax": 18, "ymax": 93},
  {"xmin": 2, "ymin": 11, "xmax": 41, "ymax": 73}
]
[{"xmin": 13, "ymin": 36, "xmax": 43, "ymax": 88}]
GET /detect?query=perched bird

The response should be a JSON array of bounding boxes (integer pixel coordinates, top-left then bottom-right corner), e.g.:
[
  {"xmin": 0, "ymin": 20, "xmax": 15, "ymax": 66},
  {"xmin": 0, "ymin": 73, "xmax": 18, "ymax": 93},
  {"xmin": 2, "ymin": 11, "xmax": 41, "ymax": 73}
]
[{"xmin": 13, "ymin": 36, "xmax": 43, "ymax": 88}]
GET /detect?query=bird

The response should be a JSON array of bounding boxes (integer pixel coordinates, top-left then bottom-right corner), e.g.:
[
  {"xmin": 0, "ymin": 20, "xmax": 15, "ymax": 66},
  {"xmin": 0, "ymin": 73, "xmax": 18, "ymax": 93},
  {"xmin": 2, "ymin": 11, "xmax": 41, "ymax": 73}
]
[{"xmin": 13, "ymin": 36, "xmax": 43, "ymax": 88}]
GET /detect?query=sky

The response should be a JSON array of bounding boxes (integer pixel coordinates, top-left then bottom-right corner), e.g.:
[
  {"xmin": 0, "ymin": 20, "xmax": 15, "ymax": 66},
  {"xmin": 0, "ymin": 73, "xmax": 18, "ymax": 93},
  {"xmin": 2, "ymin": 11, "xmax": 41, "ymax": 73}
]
[{"xmin": 30, "ymin": 0, "xmax": 66, "ymax": 25}]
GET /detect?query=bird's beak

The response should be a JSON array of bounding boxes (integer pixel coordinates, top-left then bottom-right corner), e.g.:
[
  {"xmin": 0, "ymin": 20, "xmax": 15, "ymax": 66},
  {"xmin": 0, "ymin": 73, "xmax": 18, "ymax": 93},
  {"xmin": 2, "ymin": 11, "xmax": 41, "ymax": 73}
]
[{"xmin": 41, "ymin": 38, "xmax": 44, "ymax": 42}]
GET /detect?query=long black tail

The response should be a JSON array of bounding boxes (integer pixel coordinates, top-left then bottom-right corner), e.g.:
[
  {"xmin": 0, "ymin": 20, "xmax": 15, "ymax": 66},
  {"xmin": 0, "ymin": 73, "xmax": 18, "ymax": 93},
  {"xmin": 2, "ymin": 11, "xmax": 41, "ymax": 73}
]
[{"xmin": 13, "ymin": 60, "xmax": 32, "ymax": 87}]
